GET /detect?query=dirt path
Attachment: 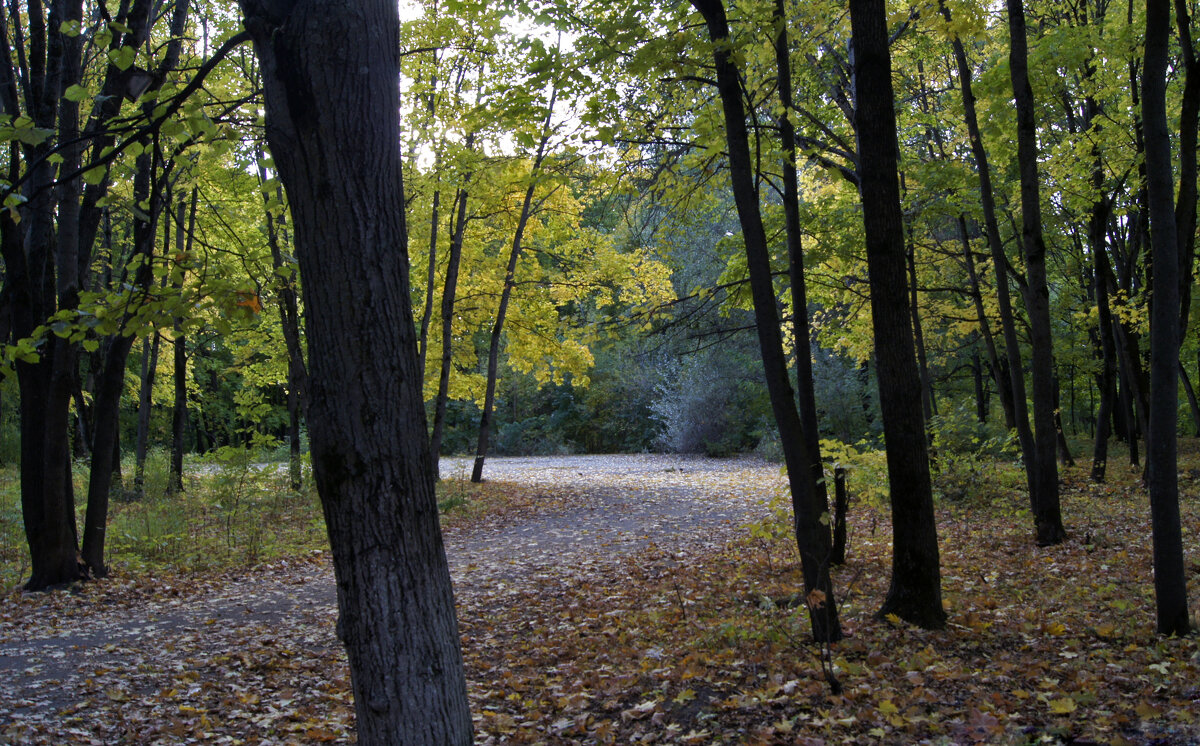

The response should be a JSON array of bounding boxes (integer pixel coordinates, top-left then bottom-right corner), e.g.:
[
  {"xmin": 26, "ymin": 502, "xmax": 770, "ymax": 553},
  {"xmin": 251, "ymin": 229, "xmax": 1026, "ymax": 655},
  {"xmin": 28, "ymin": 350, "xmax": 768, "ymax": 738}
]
[{"xmin": 0, "ymin": 454, "xmax": 784, "ymax": 742}]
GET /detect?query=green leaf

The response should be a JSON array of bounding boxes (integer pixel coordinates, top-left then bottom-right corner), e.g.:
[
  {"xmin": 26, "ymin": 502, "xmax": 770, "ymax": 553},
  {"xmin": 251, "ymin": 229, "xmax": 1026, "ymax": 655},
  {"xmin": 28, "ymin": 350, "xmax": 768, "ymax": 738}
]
[
  {"xmin": 108, "ymin": 46, "xmax": 136, "ymax": 71},
  {"xmin": 59, "ymin": 20, "xmax": 81, "ymax": 37},
  {"xmin": 82, "ymin": 166, "xmax": 107, "ymax": 185},
  {"xmin": 63, "ymin": 84, "xmax": 88, "ymax": 102}
]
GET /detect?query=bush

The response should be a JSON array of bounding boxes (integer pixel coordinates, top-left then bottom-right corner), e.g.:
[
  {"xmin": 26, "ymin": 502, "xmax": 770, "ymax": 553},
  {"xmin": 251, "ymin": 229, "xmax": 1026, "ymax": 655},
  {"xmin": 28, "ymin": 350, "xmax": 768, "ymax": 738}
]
[
  {"xmin": 651, "ymin": 349, "xmax": 769, "ymax": 457},
  {"xmin": 928, "ymin": 398, "xmax": 1018, "ymax": 501}
]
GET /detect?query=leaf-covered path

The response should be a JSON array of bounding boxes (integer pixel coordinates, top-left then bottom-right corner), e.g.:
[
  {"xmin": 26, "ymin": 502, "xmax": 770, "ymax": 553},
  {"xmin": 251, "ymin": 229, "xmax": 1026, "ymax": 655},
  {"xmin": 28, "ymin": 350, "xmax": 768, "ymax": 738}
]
[{"xmin": 0, "ymin": 455, "xmax": 782, "ymax": 743}]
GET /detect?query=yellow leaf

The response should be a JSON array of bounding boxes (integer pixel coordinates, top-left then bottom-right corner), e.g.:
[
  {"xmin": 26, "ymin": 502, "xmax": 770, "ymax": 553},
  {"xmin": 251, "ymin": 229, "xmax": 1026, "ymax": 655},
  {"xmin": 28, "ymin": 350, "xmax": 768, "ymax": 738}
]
[
  {"xmin": 673, "ymin": 689, "xmax": 696, "ymax": 704},
  {"xmin": 1048, "ymin": 698, "xmax": 1077, "ymax": 715},
  {"xmin": 878, "ymin": 699, "xmax": 898, "ymax": 715},
  {"xmin": 1136, "ymin": 701, "xmax": 1161, "ymax": 719},
  {"xmin": 884, "ymin": 613, "xmax": 901, "ymax": 624}
]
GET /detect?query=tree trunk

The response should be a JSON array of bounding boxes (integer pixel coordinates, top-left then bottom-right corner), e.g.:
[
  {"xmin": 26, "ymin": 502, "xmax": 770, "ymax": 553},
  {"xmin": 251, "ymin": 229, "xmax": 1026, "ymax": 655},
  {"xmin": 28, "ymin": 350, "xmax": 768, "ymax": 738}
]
[
  {"xmin": 773, "ymin": 0, "xmax": 829, "ymax": 546},
  {"xmin": 428, "ymin": 183, "xmax": 469, "ymax": 474},
  {"xmin": 908, "ymin": 244, "xmax": 935, "ymax": 426},
  {"xmin": 134, "ymin": 334, "xmax": 162, "ymax": 498},
  {"xmin": 941, "ymin": 0, "xmax": 1039, "ymax": 533},
  {"xmin": 82, "ymin": 147, "xmax": 162, "ymax": 577},
  {"xmin": 1179, "ymin": 362, "xmax": 1200, "ymax": 435},
  {"xmin": 258, "ymin": 153, "xmax": 308, "ymax": 491},
  {"xmin": 170, "ymin": 326, "xmax": 187, "ymax": 494},
  {"xmin": 1142, "ymin": 0, "xmax": 1191, "ymax": 637},
  {"xmin": 849, "ymin": 0, "xmax": 946, "ymax": 629},
  {"xmin": 472, "ymin": 84, "xmax": 558, "ymax": 484},
  {"xmin": 1007, "ymin": 0, "xmax": 1065, "ymax": 545},
  {"xmin": 239, "ymin": 0, "xmax": 473, "ymax": 740},
  {"xmin": 692, "ymin": 0, "xmax": 842, "ymax": 643},
  {"xmin": 831, "ymin": 467, "xmax": 848, "ymax": 566}
]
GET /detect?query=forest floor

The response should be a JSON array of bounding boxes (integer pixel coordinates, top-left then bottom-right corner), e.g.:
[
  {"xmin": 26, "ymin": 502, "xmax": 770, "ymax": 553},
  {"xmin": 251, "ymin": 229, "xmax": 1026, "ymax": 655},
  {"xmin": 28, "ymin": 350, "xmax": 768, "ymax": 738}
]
[{"xmin": 0, "ymin": 452, "xmax": 1198, "ymax": 745}]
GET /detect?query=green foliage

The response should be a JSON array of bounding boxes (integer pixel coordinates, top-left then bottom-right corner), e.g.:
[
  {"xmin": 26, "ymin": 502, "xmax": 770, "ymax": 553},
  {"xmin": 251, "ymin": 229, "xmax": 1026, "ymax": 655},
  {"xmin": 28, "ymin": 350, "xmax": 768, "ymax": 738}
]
[
  {"xmin": 928, "ymin": 399, "xmax": 1020, "ymax": 503},
  {"xmin": 820, "ymin": 439, "xmax": 890, "ymax": 505}
]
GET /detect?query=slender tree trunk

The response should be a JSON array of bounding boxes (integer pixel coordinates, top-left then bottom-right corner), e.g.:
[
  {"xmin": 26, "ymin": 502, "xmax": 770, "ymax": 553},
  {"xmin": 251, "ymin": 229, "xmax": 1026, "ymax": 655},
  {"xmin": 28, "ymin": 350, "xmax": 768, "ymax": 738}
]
[
  {"xmin": 1174, "ymin": 0, "xmax": 1200, "ymax": 341},
  {"xmin": 908, "ymin": 244, "xmax": 935, "ymax": 425},
  {"xmin": 831, "ymin": 467, "xmax": 848, "ymax": 566},
  {"xmin": 1179, "ymin": 362, "xmax": 1200, "ymax": 435},
  {"xmin": 428, "ymin": 71, "xmax": 484, "ymax": 476},
  {"xmin": 134, "ymin": 334, "xmax": 162, "ymax": 498},
  {"xmin": 692, "ymin": 0, "xmax": 842, "ymax": 642},
  {"xmin": 82, "ymin": 147, "xmax": 163, "ymax": 577},
  {"xmin": 257, "ymin": 153, "xmax": 308, "ymax": 491},
  {"xmin": 1143, "ymin": 0, "xmax": 1190, "ymax": 637},
  {"xmin": 941, "ymin": 0, "xmax": 1039, "ymax": 527},
  {"xmin": 848, "ymin": 0, "xmax": 945, "ymax": 628},
  {"xmin": 958, "ymin": 218, "xmax": 1014, "ymax": 428},
  {"xmin": 774, "ymin": 0, "xmax": 828, "ymax": 542},
  {"xmin": 1007, "ymin": 0, "xmax": 1065, "ymax": 545},
  {"xmin": 170, "ymin": 326, "xmax": 187, "ymax": 494},
  {"xmin": 169, "ymin": 191, "xmax": 199, "ymax": 494},
  {"xmin": 472, "ymin": 85, "xmax": 558, "ymax": 484},
  {"xmin": 429, "ymin": 183, "xmax": 469, "ymax": 473},
  {"xmin": 240, "ymin": 0, "xmax": 473, "ymax": 739}
]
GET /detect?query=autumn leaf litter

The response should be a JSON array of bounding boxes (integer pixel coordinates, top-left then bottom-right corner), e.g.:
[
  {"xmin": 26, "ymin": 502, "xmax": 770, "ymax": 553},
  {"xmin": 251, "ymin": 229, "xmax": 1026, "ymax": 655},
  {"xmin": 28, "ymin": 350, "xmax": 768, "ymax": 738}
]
[{"xmin": 0, "ymin": 453, "xmax": 1198, "ymax": 744}]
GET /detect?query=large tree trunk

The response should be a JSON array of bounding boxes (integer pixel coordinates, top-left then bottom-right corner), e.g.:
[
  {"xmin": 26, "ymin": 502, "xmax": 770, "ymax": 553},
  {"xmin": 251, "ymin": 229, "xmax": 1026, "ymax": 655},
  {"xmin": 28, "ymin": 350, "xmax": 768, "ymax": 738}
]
[
  {"xmin": 1007, "ymin": 0, "xmax": 1065, "ymax": 545},
  {"xmin": 692, "ymin": 0, "xmax": 842, "ymax": 643},
  {"xmin": 1142, "ymin": 0, "xmax": 1191, "ymax": 637},
  {"xmin": 849, "ymin": 0, "xmax": 946, "ymax": 629},
  {"xmin": 239, "ymin": 0, "xmax": 473, "ymax": 741}
]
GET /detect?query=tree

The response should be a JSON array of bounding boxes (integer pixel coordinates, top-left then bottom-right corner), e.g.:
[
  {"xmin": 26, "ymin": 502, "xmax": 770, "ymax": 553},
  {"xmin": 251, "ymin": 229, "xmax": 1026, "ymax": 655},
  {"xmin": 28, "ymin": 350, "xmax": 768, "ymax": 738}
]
[
  {"xmin": 1142, "ymin": 0, "xmax": 1190, "ymax": 637},
  {"xmin": 1006, "ymin": 0, "xmax": 1066, "ymax": 546},
  {"xmin": 691, "ymin": 0, "xmax": 842, "ymax": 643},
  {"xmin": 238, "ymin": 0, "xmax": 472, "ymax": 741},
  {"xmin": 848, "ymin": 0, "xmax": 946, "ymax": 628}
]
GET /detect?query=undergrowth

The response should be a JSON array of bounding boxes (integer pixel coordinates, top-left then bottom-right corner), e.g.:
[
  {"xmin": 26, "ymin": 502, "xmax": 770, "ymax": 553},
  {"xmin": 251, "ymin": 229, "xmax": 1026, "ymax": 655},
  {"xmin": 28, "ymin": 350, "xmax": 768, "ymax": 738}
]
[{"xmin": 0, "ymin": 449, "xmax": 522, "ymax": 591}]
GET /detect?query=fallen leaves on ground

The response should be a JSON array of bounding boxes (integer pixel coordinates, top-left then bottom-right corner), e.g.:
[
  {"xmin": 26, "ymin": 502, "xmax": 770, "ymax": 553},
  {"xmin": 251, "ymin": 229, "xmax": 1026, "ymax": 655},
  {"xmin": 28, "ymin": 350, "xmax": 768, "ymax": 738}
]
[{"xmin": 0, "ymin": 452, "xmax": 1198, "ymax": 744}]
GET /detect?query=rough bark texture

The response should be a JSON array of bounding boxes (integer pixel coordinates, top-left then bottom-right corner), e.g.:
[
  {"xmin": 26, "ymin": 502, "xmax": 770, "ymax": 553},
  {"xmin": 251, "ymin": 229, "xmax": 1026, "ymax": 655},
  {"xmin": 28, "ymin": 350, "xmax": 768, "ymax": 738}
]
[
  {"xmin": 1142, "ymin": 0, "xmax": 1191, "ymax": 637},
  {"xmin": 692, "ymin": 0, "xmax": 842, "ymax": 642},
  {"xmin": 240, "ymin": 0, "xmax": 473, "ymax": 741},
  {"xmin": 1007, "ymin": 0, "xmax": 1065, "ymax": 545},
  {"xmin": 849, "ymin": 0, "xmax": 946, "ymax": 628}
]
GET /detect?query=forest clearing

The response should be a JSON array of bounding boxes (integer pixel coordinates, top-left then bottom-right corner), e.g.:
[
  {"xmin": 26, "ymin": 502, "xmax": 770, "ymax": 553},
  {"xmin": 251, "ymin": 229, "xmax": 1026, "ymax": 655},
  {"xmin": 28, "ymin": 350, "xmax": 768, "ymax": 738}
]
[{"xmin": 1, "ymin": 452, "xmax": 1197, "ymax": 745}]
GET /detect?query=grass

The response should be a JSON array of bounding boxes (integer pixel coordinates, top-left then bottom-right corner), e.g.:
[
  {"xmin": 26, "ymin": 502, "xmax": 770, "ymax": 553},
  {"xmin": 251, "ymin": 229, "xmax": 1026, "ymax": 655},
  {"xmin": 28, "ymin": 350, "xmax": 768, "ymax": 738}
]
[{"xmin": 0, "ymin": 447, "xmax": 545, "ymax": 591}]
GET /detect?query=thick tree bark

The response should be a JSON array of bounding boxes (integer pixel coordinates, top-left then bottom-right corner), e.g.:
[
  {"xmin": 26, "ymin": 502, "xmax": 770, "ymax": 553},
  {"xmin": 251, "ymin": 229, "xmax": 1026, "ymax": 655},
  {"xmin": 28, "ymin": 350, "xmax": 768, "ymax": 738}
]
[
  {"xmin": 1007, "ymin": 0, "xmax": 1065, "ymax": 545},
  {"xmin": 692, "ymin": 0, "xmax": 842, "ymax": 643},
  {"xmin": 1142, "ymin": 0, "xmax": 1191, "ymax": 637},
  {"xmin": 240, "ymin": 0, "xmax": 473, "ymax": 740},
  {"xmin": 848, "ymin": 0, "xmax": 946, "ymax": 629}
]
